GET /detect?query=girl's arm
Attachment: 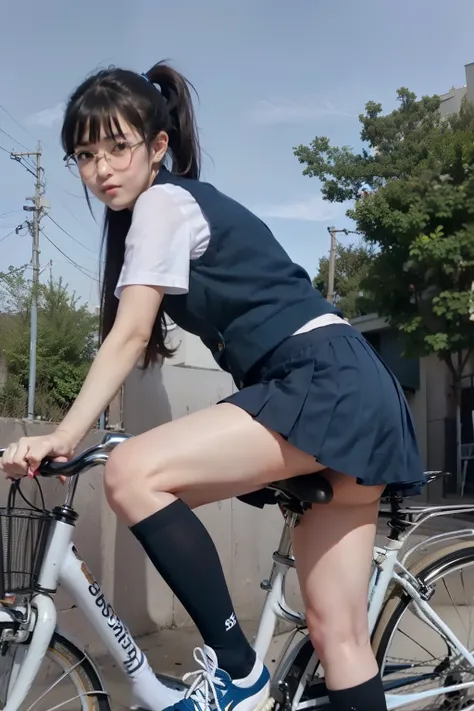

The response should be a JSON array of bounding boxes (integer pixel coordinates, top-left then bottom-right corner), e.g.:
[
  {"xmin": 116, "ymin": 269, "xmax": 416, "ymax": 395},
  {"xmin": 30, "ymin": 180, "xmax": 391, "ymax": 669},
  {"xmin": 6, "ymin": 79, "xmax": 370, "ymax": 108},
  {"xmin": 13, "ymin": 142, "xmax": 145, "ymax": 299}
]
[{"xmin": 57, "ymin": 284, "xmax": 164, "ymax": 448}]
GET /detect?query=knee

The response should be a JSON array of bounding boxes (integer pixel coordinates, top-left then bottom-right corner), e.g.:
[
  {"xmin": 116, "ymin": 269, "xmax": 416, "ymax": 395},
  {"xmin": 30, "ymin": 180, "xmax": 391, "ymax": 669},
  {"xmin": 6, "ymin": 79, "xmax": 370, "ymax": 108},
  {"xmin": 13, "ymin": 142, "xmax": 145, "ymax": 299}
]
[
  {"xmin": 305, "ymin": 603, "xmax": 370, "ymax": 666},
  {"xmin": 104, "ymin": 445, "xmax": 177, "ymax": 523},
  {"xmin": 104, "ymin": 444, "xmax": 135, "ymax": 513},
  {"xmin": 104, "ymin": 443, "xmax": 168, "ymax": 516}
]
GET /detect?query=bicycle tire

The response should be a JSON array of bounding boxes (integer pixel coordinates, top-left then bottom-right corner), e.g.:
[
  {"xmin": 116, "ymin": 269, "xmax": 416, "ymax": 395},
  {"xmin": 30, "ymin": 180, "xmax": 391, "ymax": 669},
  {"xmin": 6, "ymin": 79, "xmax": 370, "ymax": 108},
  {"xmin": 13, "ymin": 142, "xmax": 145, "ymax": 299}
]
[
  {"xmin": 372, "ymin": 541, "xmax": 474, "ymax": 657},
  {"xmin": 274, "ymin": 542, "xmax": 474, "ymax": 711},
  {"xmin": 1, "ymin": 630, "xmax": 111, "ymax": 711},
  {"xmin": 371, "ymin": 541, "xmax": 474, "ymax": 705}
]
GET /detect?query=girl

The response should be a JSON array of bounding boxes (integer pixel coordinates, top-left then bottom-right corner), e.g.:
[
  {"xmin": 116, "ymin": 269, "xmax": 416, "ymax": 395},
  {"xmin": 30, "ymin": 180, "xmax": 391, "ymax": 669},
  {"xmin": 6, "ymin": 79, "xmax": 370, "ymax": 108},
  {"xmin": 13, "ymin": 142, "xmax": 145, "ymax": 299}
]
[{"xmin": 0, "ymin": 62, "xmax": 425, "ymax": 711}]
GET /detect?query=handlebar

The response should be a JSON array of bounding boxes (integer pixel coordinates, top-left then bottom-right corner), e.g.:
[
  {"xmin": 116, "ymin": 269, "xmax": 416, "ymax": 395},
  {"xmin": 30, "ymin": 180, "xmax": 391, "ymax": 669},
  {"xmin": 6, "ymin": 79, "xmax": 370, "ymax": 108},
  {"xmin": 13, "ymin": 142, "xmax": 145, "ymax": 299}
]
[{"xmin": 0, "ymin": 432, "xmax": 132, "ymax": 478}]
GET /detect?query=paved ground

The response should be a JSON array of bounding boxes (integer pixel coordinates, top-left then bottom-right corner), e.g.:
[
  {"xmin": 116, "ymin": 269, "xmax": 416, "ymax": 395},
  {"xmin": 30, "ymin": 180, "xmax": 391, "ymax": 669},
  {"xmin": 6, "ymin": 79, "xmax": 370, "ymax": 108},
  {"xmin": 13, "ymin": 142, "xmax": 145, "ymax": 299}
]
[
  {"xmin": 96, "ymin": 517, "xmax": 474, "ymax": 709},
  {"xmin": 20, "ymin": 512, "xmax": 474, "ymax": 709},
  {"xmin": 98, "ymin": 605, "xmax": 474, "ymax": 710},
  {"xmin": 96, "ymin": 623, "xmax": 292, "ymax": 709}
]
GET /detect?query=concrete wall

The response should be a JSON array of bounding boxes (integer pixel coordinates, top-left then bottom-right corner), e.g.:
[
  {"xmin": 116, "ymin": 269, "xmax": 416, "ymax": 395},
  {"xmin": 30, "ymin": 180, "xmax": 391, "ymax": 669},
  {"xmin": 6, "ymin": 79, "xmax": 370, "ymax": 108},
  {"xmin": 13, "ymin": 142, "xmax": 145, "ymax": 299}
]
[
  {"xmin": 467, "ymin": 62, "xmax": 474, "ymax": 105},
  {"xmin": 351, "ymin": 314, "xmax": 461, "ymax": 498},
  {"xmin": 423, "ymin": 356, "xmax": 452, "ymax": 472},
  {"xmin": 119, "ymin": 331, "xmax": 302, "ymax": 635},
  {"xmin": 352, "ymin": 315, "xmax": 428, "ymax": 470},
  {"xmin": 0, "ymin": 329, "xmax": 302, "ymax": 651}
]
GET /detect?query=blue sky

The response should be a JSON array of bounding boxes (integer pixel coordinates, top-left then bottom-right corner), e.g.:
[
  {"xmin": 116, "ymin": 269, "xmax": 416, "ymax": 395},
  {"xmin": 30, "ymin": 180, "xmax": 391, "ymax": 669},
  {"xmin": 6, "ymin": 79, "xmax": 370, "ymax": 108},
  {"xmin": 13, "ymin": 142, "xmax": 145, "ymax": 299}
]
[{"xmin": 1, "ymin": 0, "xmax": 474, "ymax": 306}]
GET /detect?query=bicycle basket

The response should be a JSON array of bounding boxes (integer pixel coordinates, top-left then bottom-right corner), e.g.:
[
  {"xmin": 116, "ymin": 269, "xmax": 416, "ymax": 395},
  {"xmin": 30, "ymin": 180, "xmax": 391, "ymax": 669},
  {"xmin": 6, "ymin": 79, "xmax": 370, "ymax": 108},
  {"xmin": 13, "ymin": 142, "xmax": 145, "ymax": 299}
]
[{"xmin": 0, "ymin": 483, "xmax": 52, "ymax": 599}]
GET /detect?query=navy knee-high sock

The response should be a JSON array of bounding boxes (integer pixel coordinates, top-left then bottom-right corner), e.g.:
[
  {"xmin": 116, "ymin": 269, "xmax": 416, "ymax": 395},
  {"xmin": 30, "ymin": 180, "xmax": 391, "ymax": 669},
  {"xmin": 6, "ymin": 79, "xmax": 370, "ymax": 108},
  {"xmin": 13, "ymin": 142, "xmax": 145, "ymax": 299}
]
[
  {"xmin": 328, "ymin": 674, "xmax": 387, "ymax": 711},
  {"xmin": 130, "ymin": 499, "xmax": 256, "ymax": 679}
]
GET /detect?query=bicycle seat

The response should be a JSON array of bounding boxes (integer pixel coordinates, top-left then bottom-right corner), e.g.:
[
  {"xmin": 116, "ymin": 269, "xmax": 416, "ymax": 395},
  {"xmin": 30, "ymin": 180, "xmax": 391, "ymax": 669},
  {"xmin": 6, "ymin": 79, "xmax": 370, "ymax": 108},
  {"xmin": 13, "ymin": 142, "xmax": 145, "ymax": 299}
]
[
  {"xmin": 268, "ymin": 472, "xmax": 333, "ymax": 510},
  {"xmin": 380, "ymin": 470, "xmax": 452, "ymax": 506}
]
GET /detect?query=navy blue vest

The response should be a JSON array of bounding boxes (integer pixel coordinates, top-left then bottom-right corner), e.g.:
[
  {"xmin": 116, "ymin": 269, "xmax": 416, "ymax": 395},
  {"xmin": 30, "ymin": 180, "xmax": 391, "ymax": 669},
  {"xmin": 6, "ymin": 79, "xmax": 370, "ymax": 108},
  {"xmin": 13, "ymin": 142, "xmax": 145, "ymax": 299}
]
[{"xmin": 155, "ymin": 168, "xmax": 341, "ymax": 386}]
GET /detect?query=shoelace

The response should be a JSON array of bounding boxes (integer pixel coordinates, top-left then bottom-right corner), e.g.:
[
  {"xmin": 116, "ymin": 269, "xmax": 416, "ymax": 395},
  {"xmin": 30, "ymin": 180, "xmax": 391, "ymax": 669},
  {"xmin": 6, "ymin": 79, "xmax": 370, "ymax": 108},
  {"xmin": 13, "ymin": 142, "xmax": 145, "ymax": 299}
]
[{"xmin": 183, "ymin": 648, "xmax": 226, "ymax": 711}]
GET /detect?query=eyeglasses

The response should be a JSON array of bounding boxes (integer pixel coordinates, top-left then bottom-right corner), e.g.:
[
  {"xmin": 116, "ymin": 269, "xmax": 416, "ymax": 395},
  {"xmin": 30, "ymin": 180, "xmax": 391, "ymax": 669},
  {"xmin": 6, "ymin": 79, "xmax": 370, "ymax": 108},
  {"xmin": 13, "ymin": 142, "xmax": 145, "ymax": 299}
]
[{"xmin": 64, "ymin": 140, "xmax": 145, "ymax": 178}]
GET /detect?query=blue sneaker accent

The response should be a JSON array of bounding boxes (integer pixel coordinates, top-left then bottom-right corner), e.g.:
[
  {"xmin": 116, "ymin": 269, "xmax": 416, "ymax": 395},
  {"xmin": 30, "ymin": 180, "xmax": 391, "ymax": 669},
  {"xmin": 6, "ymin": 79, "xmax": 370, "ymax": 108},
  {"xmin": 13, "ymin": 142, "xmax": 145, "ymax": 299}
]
[{"xmin": 166, "ymin": 646, "xmax": 272, "ymax": 711}]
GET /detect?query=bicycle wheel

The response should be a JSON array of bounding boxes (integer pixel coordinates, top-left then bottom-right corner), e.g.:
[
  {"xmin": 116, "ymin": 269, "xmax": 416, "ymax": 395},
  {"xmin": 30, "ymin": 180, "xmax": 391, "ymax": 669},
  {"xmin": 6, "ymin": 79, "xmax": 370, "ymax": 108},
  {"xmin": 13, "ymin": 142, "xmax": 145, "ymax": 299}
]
[
  {"xmin": 372, "ymin": 541, "xmax": 474, "ymax": 710},
  {"xmin": 0, "ymin": 631, "xmax": 111, "ymax": 711}
]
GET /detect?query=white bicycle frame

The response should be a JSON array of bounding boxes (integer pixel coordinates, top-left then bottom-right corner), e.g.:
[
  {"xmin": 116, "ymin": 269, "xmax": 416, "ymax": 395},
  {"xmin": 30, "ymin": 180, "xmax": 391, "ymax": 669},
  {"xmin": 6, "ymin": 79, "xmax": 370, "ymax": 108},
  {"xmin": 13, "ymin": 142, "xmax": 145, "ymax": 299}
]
[
  {"xmin": 2, "ymin": 444, "xmax": 474, "ymax": 710},
  {"xmin": 255, "ymin": 507, "xmax": 474, "ymax": 711}
]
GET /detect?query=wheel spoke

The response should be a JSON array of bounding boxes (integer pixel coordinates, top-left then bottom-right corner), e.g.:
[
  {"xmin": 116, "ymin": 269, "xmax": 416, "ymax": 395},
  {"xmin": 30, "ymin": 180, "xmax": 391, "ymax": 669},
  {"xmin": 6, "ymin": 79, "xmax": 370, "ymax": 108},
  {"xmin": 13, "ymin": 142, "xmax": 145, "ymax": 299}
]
[
  {"xmin": 3, "ymin": 633, "xmax": 109, "ymax": 711},
  {"xmin": 375, "ymin": 545, "xmax": 474, "ymax": 709},
  {"xmin": 25, "ymin": 655, "xmax": 89, "ymax": 711}
]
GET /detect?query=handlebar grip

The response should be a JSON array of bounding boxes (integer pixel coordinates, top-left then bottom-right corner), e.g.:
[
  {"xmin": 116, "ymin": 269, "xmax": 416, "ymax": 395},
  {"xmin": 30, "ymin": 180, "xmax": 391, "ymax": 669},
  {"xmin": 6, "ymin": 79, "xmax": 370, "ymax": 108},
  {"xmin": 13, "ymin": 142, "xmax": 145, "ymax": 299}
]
[
  {"xmin": 36, "ymin": 458, "xmax": 76, "ymax": 477},
  {"xmin": 1, "ymin": 433, "xmax": 130, "ymax": 478},
  {"xmin": 0, "ymin": 448, "xmax": 77, "ymax": 477}
]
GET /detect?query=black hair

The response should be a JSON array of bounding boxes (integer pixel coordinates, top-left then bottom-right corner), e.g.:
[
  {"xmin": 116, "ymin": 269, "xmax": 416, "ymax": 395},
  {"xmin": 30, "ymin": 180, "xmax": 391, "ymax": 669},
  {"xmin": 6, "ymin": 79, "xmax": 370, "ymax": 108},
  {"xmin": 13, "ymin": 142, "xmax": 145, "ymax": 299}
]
[{"xmin": 61, "ymin": 61, "xmax": 201, "ymax": 367}]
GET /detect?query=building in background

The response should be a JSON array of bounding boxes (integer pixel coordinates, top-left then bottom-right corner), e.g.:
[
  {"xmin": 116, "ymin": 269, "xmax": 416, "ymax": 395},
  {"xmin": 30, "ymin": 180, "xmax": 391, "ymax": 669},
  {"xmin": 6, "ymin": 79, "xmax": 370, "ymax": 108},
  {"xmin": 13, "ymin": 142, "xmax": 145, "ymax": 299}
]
[
  {"xmin": 439, "ymin": 62, "xmax": 474, "ymax": 117},
  {"xmin": 349, "ymin": 64, "xmax": 474, "ymax": 502}
]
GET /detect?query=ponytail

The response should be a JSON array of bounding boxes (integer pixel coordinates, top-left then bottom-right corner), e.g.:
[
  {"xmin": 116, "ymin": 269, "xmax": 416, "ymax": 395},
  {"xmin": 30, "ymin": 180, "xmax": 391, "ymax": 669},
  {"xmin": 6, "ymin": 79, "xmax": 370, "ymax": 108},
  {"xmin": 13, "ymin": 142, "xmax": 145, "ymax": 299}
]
[
  {"xmin": 144, "ymin": 62, "xmax": 201, "ymax": 180},
  {"xmin": 62, "ymin": 60, "xmax": 200, "ymax": 368}
]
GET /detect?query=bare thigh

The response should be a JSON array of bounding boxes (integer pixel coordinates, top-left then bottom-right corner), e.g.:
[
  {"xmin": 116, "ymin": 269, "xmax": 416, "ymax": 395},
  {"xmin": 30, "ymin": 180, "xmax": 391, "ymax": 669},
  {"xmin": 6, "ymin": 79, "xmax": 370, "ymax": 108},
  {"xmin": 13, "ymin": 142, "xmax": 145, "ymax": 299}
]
[
  {"xmin": 291, "ymin": 471, "xmax": 384, "ymax": 688},
  {"xmin": 105, "ymin": 402, "xmax": 326, "ymax": 523}
]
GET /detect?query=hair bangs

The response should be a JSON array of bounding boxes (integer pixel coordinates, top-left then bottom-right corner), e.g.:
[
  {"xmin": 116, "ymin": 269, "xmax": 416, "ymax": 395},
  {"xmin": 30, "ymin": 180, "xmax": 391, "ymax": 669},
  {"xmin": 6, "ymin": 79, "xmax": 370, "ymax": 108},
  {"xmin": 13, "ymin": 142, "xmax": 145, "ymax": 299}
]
[{"xmin": 62, "ymin": 86, "xmax": 148, "ymax": 156}]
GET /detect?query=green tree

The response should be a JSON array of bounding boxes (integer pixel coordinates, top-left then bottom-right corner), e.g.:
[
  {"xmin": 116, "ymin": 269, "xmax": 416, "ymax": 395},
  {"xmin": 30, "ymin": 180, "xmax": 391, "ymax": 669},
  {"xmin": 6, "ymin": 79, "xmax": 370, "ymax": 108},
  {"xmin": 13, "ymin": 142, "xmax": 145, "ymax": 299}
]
[
  {"xmin": 314, "ymin": 241, "xmax": 376, "ymax": 319},
  {"xmin": 0, "ymin": 267, "xmax": 98, "ymax": 419},
  {"xmin": 295, "ymin": 89, "xmax": 474, "ymax": 471}
]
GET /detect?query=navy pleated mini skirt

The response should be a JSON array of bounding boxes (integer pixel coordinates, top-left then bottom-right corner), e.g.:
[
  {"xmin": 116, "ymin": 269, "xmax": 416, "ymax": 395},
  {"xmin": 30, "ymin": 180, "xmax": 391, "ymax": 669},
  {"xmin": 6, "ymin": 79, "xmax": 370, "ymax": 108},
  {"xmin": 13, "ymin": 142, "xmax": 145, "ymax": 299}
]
[{"xmin": 220, "ymin": 323, "xmax": 426, "ymax": 508}]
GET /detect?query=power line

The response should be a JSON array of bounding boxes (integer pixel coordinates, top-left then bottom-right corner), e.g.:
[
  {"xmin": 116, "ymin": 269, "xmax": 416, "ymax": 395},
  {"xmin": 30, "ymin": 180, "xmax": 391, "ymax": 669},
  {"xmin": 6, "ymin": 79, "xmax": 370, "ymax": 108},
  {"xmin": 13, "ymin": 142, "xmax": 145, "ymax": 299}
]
[
  {"xmin": 0, "ymin": 104, "xmax": 35, "ymax": 141},
  {"xmin": 0, "ymin": 103, "xmax": 58, "ymax": 157},
  {"xmin": 56, "ymin": 192, "xmax": 98, "ymax": 234},
  {"xmin": 0, "ymin": 112, "xmax": 99, "ymax": 249},
  {"xmin": 0, "ymin": 127, "xmax": 36, "ymax": 172},
  {"xmin": 0, "ymin": 210, "xmax": 23, "ymax": 219},
  {"xmin": 0, "ymin": 228, "xmax": 18, "ymax": 244},
  {"xmin": 0, "ymin": 104, "xmax": 89, "ymax": 206},
  {"xmin": 0, "ymin": 105, "xmax": 42, "ymax": 171},
  {"xmin": 0, "ymin": 126, "xmax": 30, "ymax": 152},
  {"xmin": 41, "ymin": 230, "xmax": 100, "ymax": 282},
  {"xmin": 7, "ymin": 135, "xmax": 99, "ymax": 417},
  {"xmin": 45, "ymin": 213, "xmax": 98, "ymax": 256},
  {"xmin": 1, "ymin": 105, "xmax": 97, "ymax": 236}
]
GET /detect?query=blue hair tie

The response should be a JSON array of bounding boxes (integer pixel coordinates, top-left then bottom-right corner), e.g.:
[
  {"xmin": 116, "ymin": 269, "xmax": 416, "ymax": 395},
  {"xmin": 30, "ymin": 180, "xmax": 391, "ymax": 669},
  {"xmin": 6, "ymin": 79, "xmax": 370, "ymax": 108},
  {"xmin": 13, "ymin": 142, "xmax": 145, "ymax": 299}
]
[{"xmin": 141, "ymin": 72, "xmax": 153, "ymax": 84}]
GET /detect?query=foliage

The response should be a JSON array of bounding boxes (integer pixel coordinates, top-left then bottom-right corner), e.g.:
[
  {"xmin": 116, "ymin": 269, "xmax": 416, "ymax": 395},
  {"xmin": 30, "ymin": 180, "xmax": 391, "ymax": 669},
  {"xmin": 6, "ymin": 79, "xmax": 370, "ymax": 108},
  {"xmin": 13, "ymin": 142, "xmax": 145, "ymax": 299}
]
[
  {"xmin": 295, "ymin": 90, "xmax": 474, "ymax": 380},
  {"xmin": 313, "ymin": 241, "xmax": 376, "ymax": 319},
  {"xmin": 0, "ymin": 377, "xmax": 26, "ymax": 419},
  {"xmin": 0, "ymin": 267, "xmax": 98, "ymax": 418}
]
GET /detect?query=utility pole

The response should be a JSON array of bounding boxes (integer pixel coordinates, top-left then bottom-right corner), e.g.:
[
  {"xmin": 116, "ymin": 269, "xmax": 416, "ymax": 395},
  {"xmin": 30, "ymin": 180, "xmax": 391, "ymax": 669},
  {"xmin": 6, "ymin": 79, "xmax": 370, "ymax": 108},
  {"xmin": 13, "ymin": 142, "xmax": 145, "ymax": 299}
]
[
  {"xmin": 11, "ymin": 143, "xmax": 49, "ymax": 419},
  {"xmin": 326, "ymin": 226, "xmax": 362, "ymax": 304},
  {"xmin": 327, "ymin": 226, "xmax": 337, "ymax": 304}
]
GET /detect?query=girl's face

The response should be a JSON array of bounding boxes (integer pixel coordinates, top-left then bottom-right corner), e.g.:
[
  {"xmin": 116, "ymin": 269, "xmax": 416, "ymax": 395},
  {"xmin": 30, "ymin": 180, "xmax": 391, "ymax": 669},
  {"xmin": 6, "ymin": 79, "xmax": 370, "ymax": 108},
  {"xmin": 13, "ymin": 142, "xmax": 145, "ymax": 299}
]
[{"xmin": 72, "ymin": 115, "xmax": 168, "ymax": 211}]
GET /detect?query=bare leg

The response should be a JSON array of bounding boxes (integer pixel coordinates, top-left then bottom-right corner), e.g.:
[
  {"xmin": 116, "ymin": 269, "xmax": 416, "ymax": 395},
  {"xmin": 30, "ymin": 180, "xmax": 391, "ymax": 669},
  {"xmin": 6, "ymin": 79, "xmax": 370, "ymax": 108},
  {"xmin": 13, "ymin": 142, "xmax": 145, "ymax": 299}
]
[
  {"xmin": 104, "ymin": 404, "xmax": 386, "ymax": 709},
  {"xmin": 291, "ymin": 470, "xmax": 385, "ymax": 704},
  {"xmin": 104, "ymin": 402, "xmax": 324, "ymax": 686},
  {"xmin": 176, "ymin": 471, "xmax": 384, "ymax": 694},
  {"xmin": 104, "ymin": 403, "xmax": 324, "ymax": 525}
]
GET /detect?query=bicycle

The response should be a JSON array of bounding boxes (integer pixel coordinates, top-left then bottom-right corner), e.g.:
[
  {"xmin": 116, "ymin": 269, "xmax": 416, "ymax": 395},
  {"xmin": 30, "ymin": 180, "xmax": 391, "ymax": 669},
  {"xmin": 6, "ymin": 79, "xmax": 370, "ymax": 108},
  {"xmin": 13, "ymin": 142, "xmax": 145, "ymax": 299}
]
[{"xmin": 1, "ymin": 434, "xmax": 474, "ymax": 710}]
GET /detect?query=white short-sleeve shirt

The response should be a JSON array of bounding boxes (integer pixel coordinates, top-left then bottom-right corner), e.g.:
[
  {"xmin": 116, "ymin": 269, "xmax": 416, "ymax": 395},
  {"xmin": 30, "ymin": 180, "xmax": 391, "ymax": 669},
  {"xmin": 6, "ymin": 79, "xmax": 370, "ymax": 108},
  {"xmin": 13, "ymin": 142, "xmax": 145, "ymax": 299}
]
[
  {"xmin": 114, "ymin": 182, "xmax": 347, "ymax": 334},
  {"xmin": 114, "ymin": 184, "xmax": 210, "ymax": 299}
]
